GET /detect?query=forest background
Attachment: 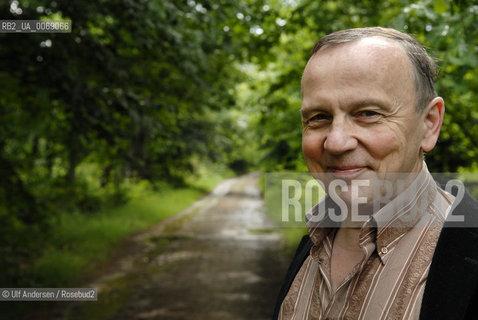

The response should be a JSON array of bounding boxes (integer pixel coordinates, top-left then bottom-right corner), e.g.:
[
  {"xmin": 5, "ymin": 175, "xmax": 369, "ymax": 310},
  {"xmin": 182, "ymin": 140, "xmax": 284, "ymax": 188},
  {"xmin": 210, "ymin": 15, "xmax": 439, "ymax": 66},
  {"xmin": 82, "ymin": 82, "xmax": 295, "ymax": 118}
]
[{"xmin": 1, "ymin": 0, "xmax": 477, "ymax": 300}]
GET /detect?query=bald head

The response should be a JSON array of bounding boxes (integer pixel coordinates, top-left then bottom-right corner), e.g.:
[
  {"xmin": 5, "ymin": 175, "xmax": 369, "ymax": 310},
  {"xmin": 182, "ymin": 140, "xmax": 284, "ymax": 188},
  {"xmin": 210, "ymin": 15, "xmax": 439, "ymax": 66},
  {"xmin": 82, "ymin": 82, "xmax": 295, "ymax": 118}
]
[{"xmin": 308, "ymin": 27, "xmax": 437, "ymax": 112}]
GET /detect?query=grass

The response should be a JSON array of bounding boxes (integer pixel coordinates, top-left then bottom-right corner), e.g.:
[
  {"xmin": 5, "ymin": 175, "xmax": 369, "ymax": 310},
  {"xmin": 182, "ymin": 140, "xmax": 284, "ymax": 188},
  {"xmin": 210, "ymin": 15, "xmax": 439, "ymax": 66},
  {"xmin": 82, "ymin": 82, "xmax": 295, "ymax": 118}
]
[
  {"xmin": 30, "ymin": 167, "xmax": 229, "ymax": 288},
  {"xmin": 2, "ymin": 169, "xmax": 229, "ymax": 319}
]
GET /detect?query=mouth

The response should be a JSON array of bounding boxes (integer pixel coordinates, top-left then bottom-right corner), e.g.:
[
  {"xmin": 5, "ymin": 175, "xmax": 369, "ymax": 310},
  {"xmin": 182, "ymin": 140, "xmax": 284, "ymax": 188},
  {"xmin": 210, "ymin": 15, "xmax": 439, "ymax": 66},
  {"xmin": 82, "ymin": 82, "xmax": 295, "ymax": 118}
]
[{"xmin": 327, "ymin": 166, "xmax": 368, "ymax": 178}]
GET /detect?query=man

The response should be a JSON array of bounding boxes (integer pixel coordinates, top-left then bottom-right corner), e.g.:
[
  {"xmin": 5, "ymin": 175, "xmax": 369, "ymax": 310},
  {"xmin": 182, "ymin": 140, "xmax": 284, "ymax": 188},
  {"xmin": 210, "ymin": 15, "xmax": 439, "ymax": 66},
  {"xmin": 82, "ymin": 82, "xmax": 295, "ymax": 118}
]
[{"xmin": 273, "ymin": 27, "xmax": 478, "ymax": 320}]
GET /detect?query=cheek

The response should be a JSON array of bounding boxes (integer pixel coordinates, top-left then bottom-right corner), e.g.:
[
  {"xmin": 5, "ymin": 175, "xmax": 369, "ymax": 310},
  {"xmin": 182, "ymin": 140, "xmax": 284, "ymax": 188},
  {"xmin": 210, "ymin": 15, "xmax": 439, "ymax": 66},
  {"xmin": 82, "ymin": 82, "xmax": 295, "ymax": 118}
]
[
  {"xmin": 366, "ymin": 126, "xmax": 407, "ymax": 161},
  {"xmin": 302, "ymin": 132, "xmax": 324, "ymax": 161}
]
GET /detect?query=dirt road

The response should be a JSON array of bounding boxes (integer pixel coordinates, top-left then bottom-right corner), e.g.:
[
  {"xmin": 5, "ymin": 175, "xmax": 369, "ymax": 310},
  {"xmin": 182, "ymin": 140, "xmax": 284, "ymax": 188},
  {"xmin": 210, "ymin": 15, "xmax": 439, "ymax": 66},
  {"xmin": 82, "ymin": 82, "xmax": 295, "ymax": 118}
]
[{"xmin": 50, "ymin": 172, "xmax": 289, "ymax": 320}]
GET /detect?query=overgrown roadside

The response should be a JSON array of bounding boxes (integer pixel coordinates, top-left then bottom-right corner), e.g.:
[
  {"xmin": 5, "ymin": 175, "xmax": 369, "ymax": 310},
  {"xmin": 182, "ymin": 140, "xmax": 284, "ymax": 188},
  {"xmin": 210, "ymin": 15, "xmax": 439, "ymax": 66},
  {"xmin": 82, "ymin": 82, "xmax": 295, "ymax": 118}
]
[
  {"xmin": 5, "ymin": 172, "xmax": 227, "ymax": 319},
  {"xmin": 21, "ymin": 172, "xmax": 289, "ymax": 320}
]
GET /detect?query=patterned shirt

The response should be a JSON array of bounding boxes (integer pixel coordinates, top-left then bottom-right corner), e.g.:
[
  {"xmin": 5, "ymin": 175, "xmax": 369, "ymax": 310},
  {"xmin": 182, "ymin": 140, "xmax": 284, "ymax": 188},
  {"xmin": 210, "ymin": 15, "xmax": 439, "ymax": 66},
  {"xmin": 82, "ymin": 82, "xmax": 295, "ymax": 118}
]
[{"xmin": 279, "ymin": 167, "xmax": 455, "ymax": 320}]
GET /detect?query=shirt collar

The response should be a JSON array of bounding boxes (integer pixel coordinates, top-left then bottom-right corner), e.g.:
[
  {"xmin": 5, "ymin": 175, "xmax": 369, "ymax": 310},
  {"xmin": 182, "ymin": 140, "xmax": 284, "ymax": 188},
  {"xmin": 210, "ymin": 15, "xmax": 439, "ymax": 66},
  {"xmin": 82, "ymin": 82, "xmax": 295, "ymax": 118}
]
[
  {"xmin": 306, "ymin": 163, "xmax": 437, "ymax": 264},
  {"xmin": 372, "ymin": 164, "xmax": 436, "ymax": 263}
]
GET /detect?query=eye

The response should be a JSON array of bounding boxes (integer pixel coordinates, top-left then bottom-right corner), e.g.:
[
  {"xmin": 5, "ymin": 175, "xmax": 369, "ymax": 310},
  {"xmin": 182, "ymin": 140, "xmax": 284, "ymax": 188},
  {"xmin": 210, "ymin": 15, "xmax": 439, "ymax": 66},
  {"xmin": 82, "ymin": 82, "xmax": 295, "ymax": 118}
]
[
  {"xmin": 355, "ymin": 110, "xmax": 381, "ymax": 121},
  {"xmin": 305, "ymin": 113, "xmax": 332, "ymax": 126},
  {"xmin": 357, "ymin": 110, "xmax": 378, "ymax": 117}
]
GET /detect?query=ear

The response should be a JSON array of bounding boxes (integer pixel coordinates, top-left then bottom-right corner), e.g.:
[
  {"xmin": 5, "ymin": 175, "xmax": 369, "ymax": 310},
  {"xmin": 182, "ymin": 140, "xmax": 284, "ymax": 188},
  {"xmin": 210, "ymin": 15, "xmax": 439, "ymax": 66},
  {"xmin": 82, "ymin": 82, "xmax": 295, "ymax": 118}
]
[{"xmin": 421, "ymin": 97, "xmax": 445, "ymax": 152}]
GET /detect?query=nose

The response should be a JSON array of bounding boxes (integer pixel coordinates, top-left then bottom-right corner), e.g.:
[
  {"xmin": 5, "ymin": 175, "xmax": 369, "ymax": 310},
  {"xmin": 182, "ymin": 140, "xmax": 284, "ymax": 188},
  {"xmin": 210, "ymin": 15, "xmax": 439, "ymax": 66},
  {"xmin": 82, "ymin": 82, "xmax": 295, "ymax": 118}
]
[{"xmin": 323, "ymin": 119, "xmax": 358, "ymax": 155}]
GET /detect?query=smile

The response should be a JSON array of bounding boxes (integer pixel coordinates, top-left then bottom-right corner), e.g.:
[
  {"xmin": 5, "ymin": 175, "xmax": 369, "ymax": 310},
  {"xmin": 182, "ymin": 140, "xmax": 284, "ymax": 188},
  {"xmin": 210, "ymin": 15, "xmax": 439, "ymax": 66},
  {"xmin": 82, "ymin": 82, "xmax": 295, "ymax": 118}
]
[{"xmin": 328, "ymin": 166, "xmax": 368, "ymax": 178}]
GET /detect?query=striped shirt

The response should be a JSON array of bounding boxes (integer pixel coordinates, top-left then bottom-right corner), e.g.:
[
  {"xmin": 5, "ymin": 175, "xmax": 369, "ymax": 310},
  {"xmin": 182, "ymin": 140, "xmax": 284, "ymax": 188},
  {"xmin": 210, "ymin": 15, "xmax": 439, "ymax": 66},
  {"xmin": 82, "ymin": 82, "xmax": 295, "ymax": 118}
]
[{"xmin": 279, "ymin": 168, "xmax": 455, "ymax": 320}]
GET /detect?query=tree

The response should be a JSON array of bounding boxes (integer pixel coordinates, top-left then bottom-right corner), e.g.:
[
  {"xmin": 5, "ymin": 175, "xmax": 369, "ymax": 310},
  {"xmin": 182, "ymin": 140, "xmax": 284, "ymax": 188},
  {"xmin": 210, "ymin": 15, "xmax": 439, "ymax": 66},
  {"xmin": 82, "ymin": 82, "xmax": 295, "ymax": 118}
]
[{"xmin": 253, "ymin": 0, "xmax": 478, "ymax": 172}]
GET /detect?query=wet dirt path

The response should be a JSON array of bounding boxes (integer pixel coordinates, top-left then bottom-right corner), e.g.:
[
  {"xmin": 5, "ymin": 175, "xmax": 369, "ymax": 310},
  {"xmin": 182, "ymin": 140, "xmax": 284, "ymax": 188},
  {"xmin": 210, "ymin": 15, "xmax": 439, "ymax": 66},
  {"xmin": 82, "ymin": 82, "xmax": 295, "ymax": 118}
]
[{"xmin": 52, "ymin": 172, "xmax": 289, "ymax": 320}]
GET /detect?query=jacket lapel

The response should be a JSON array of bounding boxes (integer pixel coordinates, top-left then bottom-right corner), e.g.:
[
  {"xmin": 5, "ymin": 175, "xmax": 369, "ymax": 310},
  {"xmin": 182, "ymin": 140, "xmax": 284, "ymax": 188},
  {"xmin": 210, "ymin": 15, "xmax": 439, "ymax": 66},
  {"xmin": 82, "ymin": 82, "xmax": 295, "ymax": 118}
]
[
  {"xmin": 420, "ymin": 190, "xmax": 478, "ymax": 319},
  {"xmin": 273, "ymin": 235, "xmax": 313, "ymax": 319}
]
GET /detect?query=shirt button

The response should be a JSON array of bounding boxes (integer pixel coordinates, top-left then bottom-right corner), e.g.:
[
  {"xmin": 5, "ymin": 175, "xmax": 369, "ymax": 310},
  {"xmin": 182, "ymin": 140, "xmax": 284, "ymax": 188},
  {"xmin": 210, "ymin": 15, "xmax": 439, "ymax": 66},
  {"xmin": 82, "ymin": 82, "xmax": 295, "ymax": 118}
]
[{"xmin": 381, "ymin": 247, "xmax": 388, "ymax": 254}]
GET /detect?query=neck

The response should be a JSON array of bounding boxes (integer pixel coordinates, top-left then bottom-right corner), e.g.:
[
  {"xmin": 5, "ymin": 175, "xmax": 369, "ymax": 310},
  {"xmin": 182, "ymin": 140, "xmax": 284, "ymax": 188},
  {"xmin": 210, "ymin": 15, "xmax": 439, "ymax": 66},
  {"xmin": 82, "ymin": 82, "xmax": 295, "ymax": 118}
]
[{"xmin": 334, "ymin": 227, "xmax": 362, "ymax": 252}]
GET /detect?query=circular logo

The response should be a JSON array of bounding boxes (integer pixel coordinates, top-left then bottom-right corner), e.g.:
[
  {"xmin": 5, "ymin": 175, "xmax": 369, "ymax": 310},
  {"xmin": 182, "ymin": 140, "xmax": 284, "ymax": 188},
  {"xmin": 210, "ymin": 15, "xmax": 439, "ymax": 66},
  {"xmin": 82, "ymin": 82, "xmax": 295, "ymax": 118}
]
[{"xmin": 2, "ymin": 290, "xmax": 10, "ymax": 298}]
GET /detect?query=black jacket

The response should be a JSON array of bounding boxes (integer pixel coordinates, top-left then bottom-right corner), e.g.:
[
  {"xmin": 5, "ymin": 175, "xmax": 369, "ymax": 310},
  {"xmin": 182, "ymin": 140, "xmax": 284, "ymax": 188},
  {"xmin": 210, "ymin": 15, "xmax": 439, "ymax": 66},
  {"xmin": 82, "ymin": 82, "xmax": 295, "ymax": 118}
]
[{"xmin": 273, "ymin": 189, "xmax": 478, "ymax": 320}]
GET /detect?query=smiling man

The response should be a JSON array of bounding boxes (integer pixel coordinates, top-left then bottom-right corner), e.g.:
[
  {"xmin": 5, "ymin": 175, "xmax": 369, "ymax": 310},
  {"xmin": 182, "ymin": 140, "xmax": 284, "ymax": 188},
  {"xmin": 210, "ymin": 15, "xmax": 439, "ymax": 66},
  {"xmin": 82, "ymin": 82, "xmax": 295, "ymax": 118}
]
[{"xmin": 273, "ymin": 27, "xmax": 478, "ymax": 320}]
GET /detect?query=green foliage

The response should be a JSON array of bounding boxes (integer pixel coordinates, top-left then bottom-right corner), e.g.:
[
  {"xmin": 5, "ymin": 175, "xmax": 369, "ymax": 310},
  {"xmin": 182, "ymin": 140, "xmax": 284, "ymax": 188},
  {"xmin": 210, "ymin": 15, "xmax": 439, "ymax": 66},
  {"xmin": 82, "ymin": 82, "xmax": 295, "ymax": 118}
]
[
  {"xmin": 0, "ymin": 0, "xmax": 266, "ymax": 286},
  {"xmin": 253, "ymin": 0, "xmax": 478, "ymax": 173}
]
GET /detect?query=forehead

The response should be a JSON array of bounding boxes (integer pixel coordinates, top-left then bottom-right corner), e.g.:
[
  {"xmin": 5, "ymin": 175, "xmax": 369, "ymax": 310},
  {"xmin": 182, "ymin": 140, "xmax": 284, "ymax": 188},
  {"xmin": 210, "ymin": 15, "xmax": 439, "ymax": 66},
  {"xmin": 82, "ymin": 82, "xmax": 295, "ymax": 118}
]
[{"xmin": 301, "ymin": 37, "xmax": 415, "ymax": 106}]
